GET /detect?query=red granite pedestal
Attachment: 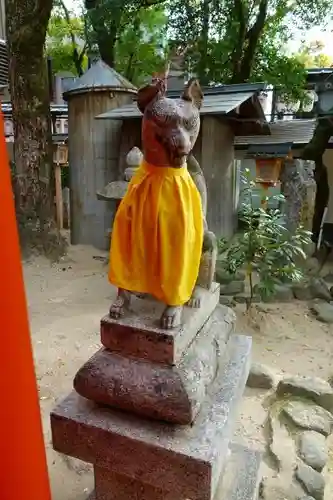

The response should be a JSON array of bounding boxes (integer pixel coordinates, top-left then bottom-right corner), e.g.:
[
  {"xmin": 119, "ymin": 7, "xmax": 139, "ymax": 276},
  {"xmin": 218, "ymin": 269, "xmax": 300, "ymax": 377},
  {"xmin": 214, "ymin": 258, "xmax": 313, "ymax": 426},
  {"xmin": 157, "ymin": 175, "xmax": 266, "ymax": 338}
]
[{"xmin": 51, "ymin": 285, "xmax": 253, "ymax": 500}]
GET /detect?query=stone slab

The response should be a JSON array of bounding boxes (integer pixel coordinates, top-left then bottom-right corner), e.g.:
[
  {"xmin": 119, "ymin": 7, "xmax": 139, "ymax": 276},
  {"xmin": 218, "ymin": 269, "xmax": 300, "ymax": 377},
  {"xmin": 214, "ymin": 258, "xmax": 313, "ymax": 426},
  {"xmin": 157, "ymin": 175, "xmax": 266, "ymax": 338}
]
[
  {"xmin": 85, "ymin": 443, "xmax": 260, "ymax": 500},
  {"xmin": 74, "ymin": 305, "xmax": 235, "ymax": 425},
  {"xmin": 216, "ymin": 443, "xmax": 261, "ymax": 500},
  {"xmin": 100, "ymin": 283, "xmax": 220, "ymax": 365},
  {"xmin": 51, "ymin": 334, "xmax": 251, "ymax": 500}
]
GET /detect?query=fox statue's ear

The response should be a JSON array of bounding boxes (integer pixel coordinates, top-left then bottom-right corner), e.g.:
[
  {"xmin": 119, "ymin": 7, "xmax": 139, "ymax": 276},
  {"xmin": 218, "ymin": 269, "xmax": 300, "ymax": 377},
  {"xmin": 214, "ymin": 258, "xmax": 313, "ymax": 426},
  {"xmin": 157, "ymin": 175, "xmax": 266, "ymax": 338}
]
[
  {"xmin": 136, "ymin": 84, "xmax": 160, "ymax": 114},
  {"xmin": 136, "ymin": 61, "xmax": 170, "ymax": 114},
  {"xmin": 182, "ymin": 78, "xmax": 203, "ymax": 110}
]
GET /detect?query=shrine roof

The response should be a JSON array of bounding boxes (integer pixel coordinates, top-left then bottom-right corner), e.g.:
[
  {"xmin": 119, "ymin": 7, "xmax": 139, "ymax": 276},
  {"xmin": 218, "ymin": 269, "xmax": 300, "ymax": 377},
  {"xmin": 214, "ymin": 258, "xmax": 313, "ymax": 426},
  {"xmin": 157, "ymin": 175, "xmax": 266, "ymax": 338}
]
[
  {"xmin": 246, "ymin": 142, "xmax": 293, "ymax": 158},
  {"xmin": 95, "ymin": 83, "xmax": 268, "ymax": 123},
  {"xmin": 234, "ymin": 119, "xmax": 317, "ymax": 148}
]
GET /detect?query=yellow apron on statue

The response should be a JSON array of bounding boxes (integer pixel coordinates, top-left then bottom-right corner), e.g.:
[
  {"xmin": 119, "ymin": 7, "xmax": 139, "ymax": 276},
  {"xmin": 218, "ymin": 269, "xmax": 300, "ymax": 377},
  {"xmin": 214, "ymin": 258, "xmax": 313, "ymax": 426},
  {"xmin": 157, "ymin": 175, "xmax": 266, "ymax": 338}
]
[{"xmin": 108, "ymin": 160, "xmax": 203, "ymax": 306}]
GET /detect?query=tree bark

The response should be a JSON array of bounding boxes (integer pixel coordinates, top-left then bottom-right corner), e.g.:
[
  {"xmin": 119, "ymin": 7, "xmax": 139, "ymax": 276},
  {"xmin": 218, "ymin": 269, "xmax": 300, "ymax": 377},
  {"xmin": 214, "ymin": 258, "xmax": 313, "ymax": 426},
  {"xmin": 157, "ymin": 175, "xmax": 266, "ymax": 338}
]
[{"xmin": 6, "ymin": 0, "xmax": 66, "ymax": 256}]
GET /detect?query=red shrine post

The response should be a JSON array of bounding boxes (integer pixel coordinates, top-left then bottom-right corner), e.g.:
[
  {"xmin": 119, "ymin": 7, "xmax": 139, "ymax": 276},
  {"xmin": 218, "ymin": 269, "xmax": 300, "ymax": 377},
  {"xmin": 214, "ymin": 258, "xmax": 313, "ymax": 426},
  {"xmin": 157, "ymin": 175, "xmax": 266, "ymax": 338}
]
[{"xmin": 0, "ymin": 109, "xmax": 51, "ymax": 498}]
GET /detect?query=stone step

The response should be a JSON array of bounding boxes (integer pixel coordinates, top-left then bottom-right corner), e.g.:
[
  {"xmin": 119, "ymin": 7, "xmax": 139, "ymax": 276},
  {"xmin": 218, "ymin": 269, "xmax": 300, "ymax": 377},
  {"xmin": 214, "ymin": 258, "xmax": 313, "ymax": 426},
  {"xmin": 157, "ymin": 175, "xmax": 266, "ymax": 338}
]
[
  {"xmin": 51, "ymin": 334, "xmax": 252, "ymax": 500},
  {"xmin": 215, "ymin": 443, "xmax": 261, "ymax": 500}
]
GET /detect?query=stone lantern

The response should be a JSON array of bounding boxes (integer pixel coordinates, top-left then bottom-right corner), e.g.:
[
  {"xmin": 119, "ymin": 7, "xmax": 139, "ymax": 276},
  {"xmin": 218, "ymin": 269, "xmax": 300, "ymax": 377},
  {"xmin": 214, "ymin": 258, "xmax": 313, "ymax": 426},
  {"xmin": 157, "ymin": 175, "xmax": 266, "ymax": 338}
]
[
  {"xmin": 301, "ymin": 90, "xmax": 317, "ymax": 113},
  {"xmin": 315, "ymin": 79, "xmax": 333, "ymax": 115},
  {"xmin": 97, "ymin": 146, "xmax": 143, "ymax": 203},
  {"xmin": 275, "ymin": 96, "xmax": 300, "ymax": 120}
]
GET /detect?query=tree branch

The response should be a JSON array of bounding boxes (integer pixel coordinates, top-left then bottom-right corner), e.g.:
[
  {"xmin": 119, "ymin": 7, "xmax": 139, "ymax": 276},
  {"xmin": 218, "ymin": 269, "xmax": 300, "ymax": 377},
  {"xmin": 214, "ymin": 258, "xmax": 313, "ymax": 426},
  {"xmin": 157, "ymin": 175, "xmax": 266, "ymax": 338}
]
[
  {"xmin": 230, "ymin": 0, "xmax": 248, "ymax": 82},
  {"xmin": 236, "ymin": 0, "xmax": 268, "ymax": 82},
  {"xmin": 58, "ymin": 0, "xmax": 86, "ymax": 75}
]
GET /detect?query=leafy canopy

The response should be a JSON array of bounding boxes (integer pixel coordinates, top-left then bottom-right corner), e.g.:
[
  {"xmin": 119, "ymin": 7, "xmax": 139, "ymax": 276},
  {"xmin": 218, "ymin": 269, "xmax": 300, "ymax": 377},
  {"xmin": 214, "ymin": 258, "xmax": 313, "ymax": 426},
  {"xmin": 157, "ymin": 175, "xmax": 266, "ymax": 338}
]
[{"xmin": 46, "ymin": 0, "xmax": 333, "ymax": 98}]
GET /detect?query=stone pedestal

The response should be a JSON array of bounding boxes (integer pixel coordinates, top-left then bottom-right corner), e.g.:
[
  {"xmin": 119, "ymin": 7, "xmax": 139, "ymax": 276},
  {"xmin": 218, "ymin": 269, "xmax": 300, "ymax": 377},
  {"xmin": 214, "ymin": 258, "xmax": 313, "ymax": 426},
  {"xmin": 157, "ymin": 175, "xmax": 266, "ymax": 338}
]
[{"xmin": 51, "ymin": 285, "xmax": 260, "ymax": 500}]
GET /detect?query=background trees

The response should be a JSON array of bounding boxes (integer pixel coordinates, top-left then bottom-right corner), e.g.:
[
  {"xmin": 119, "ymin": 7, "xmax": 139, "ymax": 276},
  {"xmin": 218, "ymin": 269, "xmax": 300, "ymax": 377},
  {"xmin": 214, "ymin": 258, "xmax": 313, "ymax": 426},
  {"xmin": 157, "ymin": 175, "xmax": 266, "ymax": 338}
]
[
  {"xmin": 5, "ymin": 0, "xmax": 333, "ymax": 255},
  {"xmin": 47, "ymin": 0, "xmax": 332, "ymax": 97}
]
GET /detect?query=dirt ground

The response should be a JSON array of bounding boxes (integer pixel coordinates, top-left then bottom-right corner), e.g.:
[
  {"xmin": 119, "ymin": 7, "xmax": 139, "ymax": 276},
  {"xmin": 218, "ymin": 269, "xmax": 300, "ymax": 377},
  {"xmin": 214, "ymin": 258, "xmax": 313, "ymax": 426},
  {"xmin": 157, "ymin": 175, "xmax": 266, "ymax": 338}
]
[{"xmin": 23, "ymin": 244, "xmax": 333, "ymax": 500}]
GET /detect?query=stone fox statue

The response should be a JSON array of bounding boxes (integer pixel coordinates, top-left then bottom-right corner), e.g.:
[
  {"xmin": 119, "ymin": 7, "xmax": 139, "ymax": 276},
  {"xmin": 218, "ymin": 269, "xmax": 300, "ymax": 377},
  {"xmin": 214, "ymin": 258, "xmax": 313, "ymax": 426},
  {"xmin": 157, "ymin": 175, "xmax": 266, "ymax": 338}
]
[{"xmin": 108, "ymin": 67, "xmax": 216, "ymax": 329}]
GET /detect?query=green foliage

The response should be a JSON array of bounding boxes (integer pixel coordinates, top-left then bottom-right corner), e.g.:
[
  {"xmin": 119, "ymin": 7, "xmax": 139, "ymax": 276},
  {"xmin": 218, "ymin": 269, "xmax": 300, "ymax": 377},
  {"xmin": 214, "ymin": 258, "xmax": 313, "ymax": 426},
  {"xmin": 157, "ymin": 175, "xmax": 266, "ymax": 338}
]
[
  {"xmin": 295, "ymin": 40, "xmax": 333, "ymax": 69},
  {"xmin": 220, "ymin": 169, "xmax": 312, "ymax": 310},
  {"xmin": 46, "ymin": 2, "xmax": 88, "ymax": 76},
  {"xmin": 115, "ymin": 7, "xmax": 168, "ymax": 85},
  {"xmin": 168, "ymin": 0, "xmax": 332, "ymax": 99},
  {"xmin": 85, "ymin": 0, "xmax": 168, "ymax": 83},
  {"xmin": 46, "ymin": 0, "xmax": 333, "ymax": 100}
]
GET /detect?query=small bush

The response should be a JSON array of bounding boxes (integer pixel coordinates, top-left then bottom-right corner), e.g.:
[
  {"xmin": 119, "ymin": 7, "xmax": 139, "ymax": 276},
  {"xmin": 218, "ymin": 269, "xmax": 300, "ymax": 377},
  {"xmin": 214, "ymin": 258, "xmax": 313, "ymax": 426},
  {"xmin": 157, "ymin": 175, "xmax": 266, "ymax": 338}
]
[{"xmin": 220, "ymin": 169, "xmax": 312, "ymax": 310}]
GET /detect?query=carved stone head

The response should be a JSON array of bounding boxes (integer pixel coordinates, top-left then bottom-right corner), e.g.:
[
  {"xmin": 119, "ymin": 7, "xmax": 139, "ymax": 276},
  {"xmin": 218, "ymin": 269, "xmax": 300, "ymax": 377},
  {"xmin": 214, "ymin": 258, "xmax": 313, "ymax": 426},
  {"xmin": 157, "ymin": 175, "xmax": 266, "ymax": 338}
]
[{"xmin": 137, "ymin": 67, "xmax": 203, "ymax": 167}]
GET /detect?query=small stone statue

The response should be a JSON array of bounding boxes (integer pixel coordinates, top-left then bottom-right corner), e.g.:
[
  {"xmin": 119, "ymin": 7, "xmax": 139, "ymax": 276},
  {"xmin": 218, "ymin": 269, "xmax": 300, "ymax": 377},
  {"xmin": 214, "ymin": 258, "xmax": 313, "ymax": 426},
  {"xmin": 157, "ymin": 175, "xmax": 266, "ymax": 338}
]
[
  {"xmin": 124, "ymin": 146, "xmax": 143, "ymax": 181},
  {"xmin": 108, "ymin": 65, "xmax": 207, "ymax": 329}
]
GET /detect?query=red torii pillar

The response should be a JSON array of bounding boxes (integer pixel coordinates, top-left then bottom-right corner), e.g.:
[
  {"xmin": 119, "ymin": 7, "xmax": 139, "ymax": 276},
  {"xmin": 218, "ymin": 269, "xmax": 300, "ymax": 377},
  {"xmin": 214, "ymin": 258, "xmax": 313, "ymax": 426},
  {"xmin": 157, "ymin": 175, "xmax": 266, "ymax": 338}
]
[{"xmin": 0, "ymin": 109, "xmax": 51, "ymax": 499}]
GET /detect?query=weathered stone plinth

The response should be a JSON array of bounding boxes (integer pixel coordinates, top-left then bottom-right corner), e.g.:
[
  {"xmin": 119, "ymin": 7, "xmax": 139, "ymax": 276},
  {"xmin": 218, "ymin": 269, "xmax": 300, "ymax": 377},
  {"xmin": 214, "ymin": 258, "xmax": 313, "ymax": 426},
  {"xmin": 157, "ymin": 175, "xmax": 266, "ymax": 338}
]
[
  {"xmin": 51, "ymin": 281, "xmax": 260, "ymax": 499},
  {"xmin": 51, "ymin": 335, "xmax": 252, "ymax": 500},
  {"xmin": 74, "ymin": 285, "xmax": 236, "ymax": 424}
]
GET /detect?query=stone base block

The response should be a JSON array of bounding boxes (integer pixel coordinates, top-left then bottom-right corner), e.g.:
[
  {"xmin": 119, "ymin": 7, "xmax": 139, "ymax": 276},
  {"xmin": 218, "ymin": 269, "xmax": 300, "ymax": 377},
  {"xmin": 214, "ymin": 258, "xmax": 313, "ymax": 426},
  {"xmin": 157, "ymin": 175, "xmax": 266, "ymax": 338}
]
[
  {"xmin": 51, "ymin": 334, "xmax": 251, "ymax": 500},
  {"xmin": 74, "ymin": 305, "xmax": 235, "ymax": 424},
  {"xmin": 100, "ymin": 283, "xmax": 220, "ymax": 365},
  {"xmin": 86, "ymin": 442, "xmax": 261, "ymax": 500},
  {"xmin": 94, "ymin": 467, "xmax": 178, "ymax": 500}
]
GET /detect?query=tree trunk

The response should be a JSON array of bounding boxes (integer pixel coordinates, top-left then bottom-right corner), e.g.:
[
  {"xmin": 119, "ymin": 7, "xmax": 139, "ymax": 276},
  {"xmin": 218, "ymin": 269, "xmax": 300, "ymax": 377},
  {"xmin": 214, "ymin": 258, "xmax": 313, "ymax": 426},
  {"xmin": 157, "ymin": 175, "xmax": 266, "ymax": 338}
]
[
  {"xmin": 231, "ymin": 0, "xmax": 268, "ymax": 83},
  {"xmin": 196, "ymin": 0, "xmax": 211, "ymax": 85},
  {"xmin": 6, "ymin": 0, "xmax": 66, "ymax": 257},
  {"xmin": 94, "ymin": 28, "xmax": 117, "ymax": 68},
  {"xmin": 87, "ymin": 4, "xmax": 122, "ymax": 68},
  {"xmin": 312, "ymin": 160, "xmax": 329, "ymax": 244},
  {"xmin": 302, "ymin": 118, "xmax": 333, "ymax": 161},
  {"xmin": 60, "ymin": 0, "xmax": 86, "ymax": 76},
  {"xmin": 301, "ymin": 117, "xmax": 333, "ymax": 248},
  {"xmin": 230, "ymin": 0, "xmax": 247, "ymax": 83}
]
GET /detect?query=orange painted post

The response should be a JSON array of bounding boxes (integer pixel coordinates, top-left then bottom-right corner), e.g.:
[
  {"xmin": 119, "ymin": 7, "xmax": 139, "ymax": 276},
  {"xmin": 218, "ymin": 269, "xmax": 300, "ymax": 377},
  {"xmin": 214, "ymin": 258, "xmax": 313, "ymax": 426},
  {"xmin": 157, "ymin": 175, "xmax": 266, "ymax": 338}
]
[{"xmin": 0, "ymin": 109, "xmax": 52, "ymax": 499}]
